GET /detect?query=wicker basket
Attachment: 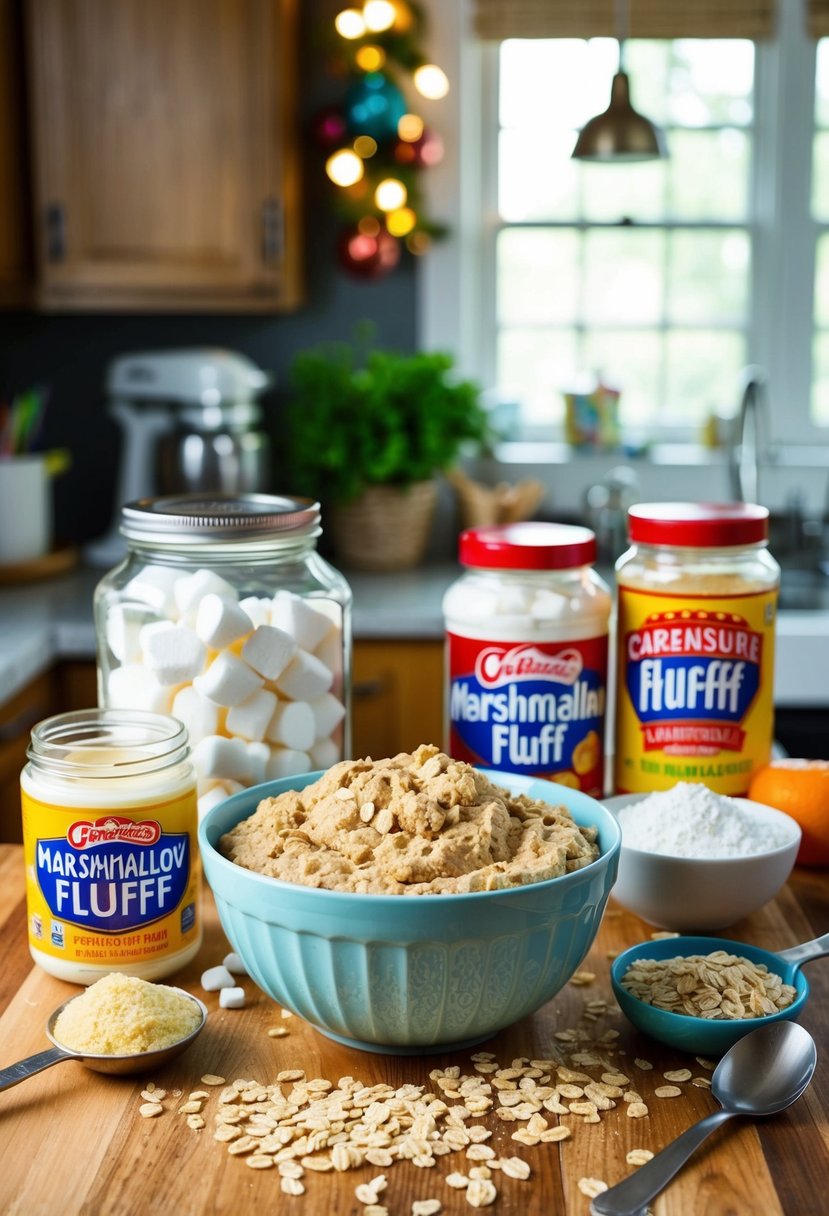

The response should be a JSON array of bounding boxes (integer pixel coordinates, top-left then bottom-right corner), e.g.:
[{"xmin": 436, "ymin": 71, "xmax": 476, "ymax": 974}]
[{"xmin": 327, "ymin": 480, "xmax": 438, "ymax": 572}]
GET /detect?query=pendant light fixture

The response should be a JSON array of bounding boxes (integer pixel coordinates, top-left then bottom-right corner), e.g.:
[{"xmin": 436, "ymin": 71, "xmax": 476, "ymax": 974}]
[{"xmin": 572, "ymin": 0, "xmax": 667, "ymax": 162}]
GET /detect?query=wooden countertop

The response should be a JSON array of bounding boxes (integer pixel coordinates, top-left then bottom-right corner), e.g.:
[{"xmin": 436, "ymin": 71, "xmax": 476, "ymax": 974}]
[{"xmin": 0, "ymin": 844, "xmax": 826, "ymax": 1216}]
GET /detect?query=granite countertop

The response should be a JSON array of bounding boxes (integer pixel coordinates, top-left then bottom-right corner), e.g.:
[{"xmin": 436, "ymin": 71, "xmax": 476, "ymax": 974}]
[{"xmin": 1, "ymin": 564, "xmax": 828, "ymax": 709}]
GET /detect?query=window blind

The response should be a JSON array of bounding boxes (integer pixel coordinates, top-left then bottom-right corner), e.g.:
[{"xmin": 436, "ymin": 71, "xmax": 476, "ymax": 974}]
[{"xmin": 472, "ymin": 1, "xmax": 777, "ymax": 41}]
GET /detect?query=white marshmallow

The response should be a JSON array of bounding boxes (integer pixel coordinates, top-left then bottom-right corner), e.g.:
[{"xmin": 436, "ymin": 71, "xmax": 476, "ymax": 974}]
[
  {"xmin": 194, "ymin": 651, "xmax": 264, "ymax": 707},
  {"xmin": 266, "ymin": 701, "xmax": 316, "ymax": 752},
  {"xmin": 310, "ymin": 737, "xmax": 341, "ymax": 770},
  {"xmin": 172, "ymin": 686, "xmax": 221, "ymax": 746},
  {"xmin": 174, "ymin": 569, "xmax": 238, "ymax": 622},
  {"xmin": 107, "ymin": 665, "xmax": 173, "ymax": 714},
  {"xmin": 195, "ymin": 594, "xmax": 252, "ymax": 649},
  {"xmin": 140, "ymin": 622, "xmax": 206, "ymax": 686},
  {"xmin": 309, "ymin": 692, "xmax": 346, "ymax": 742},
  {"xmin": 245, "ymin": 741, "xmax": 271, "ymax": 785},
  {"xmin": 270, "ymin": 591, "xmax": 333, "ymax": 652},
  {"xmin": 197, "ymin": 785, "xmax": 229, "ymax": 820},
  {"xmin": 123, "ymin": 565, "xmax": 180, "ymax": 618},
  {"xmin": 223, "ymin": 951, "xmax": 248, "ymax": 975},
  {"xmin": 266, "ymin": 748, "xmax": 312, "ymax": 780},
  {"xmin": 275, "ymin": 648, "xmax": 333, "ymax": 701},
  {"xmin": 192, "ymin": 735, "xmax": 252, "ymax": 784},
  {"xmin": 219, "ymin": 986, "xmax": 246, "ymax": 1009},
  {"xmin": 225, "ymin": 687, "xmax": 278, "ymax": 742},
  {"xmin": 239, "ymin": 596, "xmax": 272, "ymax": 629},
  {"xmin": 201, "ymin": 965, "xmax": 235, "ymax": 992},
  {"xmin": 105, "ymin": 603, "xmax": 151, "ymax": 664},
  {"xmin": 241, "ymin": 625, "xmax": 296, "ymax": 682},
  {"xmin": 314, "ymin": 626, "xmax": 342, "ymax": 674}
]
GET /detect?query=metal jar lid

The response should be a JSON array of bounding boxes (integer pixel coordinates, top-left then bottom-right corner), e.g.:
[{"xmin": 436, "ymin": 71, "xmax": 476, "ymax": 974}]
[{"xmin": 120, "ymin": 493, "xmax": 320, "ymax": 544}]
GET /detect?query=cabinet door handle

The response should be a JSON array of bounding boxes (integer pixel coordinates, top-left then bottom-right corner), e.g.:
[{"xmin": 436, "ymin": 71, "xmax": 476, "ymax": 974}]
[
  {"xmin": 45, "ymin": 202, "xmax": 67, "ymax": 262},
  {"xmin": 262, "ymin": 197, "xmax": 283, "ymax": 265}
]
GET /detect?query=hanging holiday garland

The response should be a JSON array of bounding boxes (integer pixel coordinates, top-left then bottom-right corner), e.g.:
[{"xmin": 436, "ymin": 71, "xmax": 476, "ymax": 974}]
[{"xmin": 314, "ymin": 1, "xmax": 449, "ymax": 279}]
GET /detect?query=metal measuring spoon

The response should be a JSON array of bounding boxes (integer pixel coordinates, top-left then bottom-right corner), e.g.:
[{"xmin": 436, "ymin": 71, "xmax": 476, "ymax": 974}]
[
  {"xmin": 0, "ymin": 989, "xmax": 207, "ymax": 1092},
  {"xmin": 590, "ymin": 1020, "xmax": 817, "ymax": 1216}
]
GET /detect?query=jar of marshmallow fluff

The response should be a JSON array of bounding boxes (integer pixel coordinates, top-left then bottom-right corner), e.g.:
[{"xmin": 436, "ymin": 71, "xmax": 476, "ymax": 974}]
[
  {"xmin": 443, "ymin": 522, "xmax": 611, "ymax": 797},
  {"xmin": 94, "ymin": 494, "xmax": 351, "ymax": 819}
]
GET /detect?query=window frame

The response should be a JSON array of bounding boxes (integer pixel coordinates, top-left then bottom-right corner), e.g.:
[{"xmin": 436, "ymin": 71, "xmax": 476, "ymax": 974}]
[{"xmin": 418, "ymin": 0, "xmax": 825, "ymax": 448}]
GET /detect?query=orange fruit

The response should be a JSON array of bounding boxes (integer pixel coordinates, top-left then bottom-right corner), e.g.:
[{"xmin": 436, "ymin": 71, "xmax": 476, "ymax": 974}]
[{"xmin": 748, "ymin": 759, "xmax": 829, "ymax": 867}]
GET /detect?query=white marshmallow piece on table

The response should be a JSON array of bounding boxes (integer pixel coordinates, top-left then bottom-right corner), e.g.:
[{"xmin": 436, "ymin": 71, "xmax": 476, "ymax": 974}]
[
  {"xmin": 310, "ymin": 737, "xmax": 341, "ymax": 770},
  {"xmin": 266, "ymin": 701, "xmax": 316, "ymax": 752},
  {"xmin": 275, "ymin": 648, "xmax": 333, "ymax": 701},
  {"xmin": 105, "ymin": 603, "xmax": 150, "ymax": 664},
  {"xmin": 309, "ymin": 692, "xmax": 346, "ymax": 742},
  {"xmin": 171, "ymin": 686, "xmax": 221, "ymax": 746},
  {"xmin": 245, "ymin": 741, "xmax": 271, "ymax": 785},
  {"xmin": 123, "ymin": 565, "xmax": 180, "ymax": 619},
  {"xmin": 271, "ymin": 591, "xmax": 333, "ymax": 652},
  {"xmin": 223, "ymin": 952, "xmax": 248, "ymax": 975},
  {"xmin": 174, "ymin": 568, "xmax": 238, "ymax": 623},
  {"xmin": 241, "ymin": 625, "xmax": 296, "ymax": 682},
  {"xmin": 107, "ymin": 665, "xmax": 173, "ymax": 714},
  {"xmin": 219, "ymin": 986, "xmax": 246, "ymax": 1009},
  {"xmin": 197, "ymin": 785, "xmax": 229, "ymax": 820},
  {"xmin": 140, "ymin": 622, "xmax": 206, "ymax": 686},
  {"xmin": 195, "ymin": 594, "xmax": 253, "ymax": 650},
  {"xmin": 314, "ymin": 626, "xmax": 342, "ymax": 674},
  {"xmin": 201, "ymin": 965, "xmax": 236, "ymax": 992},
  {"xmin": 239, "ymin": 596, "xmax": 272, "ymax": 629},
  {"xmin": 192, "ymin": 735, "xmax": 252, "ymax": 784},
  {"xmin": 194, "ymin": 651, "xmax": 264, "ymax": 707},
  {"xmin": 266, "ymin": 748, "xmax": 312, "ymax": 780},
  {"xmin": 225, "ymin": 687, "xmax": 278, "ymax": 742}
]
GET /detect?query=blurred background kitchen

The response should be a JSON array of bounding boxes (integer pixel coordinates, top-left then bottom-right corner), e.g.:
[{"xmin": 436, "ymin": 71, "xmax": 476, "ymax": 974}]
[{"xmin": 2, "ymin": 0, "xmax": 829, "ymax": 830}]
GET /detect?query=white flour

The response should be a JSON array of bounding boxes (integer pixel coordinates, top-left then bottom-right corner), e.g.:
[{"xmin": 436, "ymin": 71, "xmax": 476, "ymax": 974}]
[{"xmin": 616, "ymin": 782, "xmax": 792, "ymax": 858}]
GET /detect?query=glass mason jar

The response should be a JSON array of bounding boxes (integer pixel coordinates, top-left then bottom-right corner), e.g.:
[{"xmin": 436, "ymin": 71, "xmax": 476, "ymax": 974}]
[
  {"xmin": 614, "ymin": 502, "xmax": 780, "ymax": 796},
  {"xmin": 21, "ymin": 708, "xmax": 200, "ymax": 984},
  {"xmin": 94, "ymin": 495, "xmax": 352, "ymax": 818}
]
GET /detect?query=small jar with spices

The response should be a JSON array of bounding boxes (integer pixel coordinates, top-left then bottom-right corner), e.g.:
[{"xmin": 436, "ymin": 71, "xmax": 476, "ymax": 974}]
[
  {"xmin": 614, "ymin": 501, "xmax": 780, "ymax": 796},
  {"xmin": 94, "ymin": 495, "xmax": 351, "ymax": 818}
]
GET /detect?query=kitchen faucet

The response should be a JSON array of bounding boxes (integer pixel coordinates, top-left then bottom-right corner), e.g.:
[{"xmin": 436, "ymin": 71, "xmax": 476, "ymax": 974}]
[{"xmin": 728, "ymin": 366, "xmax": 766, "ymax": 504}]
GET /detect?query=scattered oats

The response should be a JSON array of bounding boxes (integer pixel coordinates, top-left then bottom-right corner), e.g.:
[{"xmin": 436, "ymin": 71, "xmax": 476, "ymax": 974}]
[
  {"xmin": 412, "ymin": 1202, "xmax": 441, "ymax": 1216},
  {"xmin": 187, "ymin": 1115, "xmax": 205, "ymax": 1130},
  {"xmin": 268, "ymin": 1026, "xmax": 290, "ymax": 1037},
  {"xmin": 301, "ymin": 1155, "xmax": 334, "ymax": 1172},
  {"xmin": 363, "ymin": 1208, "xmax": 388, "ymax": 1216},
  {"xmin": 281, "ymin": 1177, "xmax": 305, "ymax": 1196},
  {"xmin": 465, "ymin": 1178, "xmax": 497, "ymax": 1207},
  {"xmin": 466, "ymin": 1144, "xmax": 496, "ymax": 1161},
  {"xmin": 356, "ymin": 1183, "xmax": 382, "ymax": 1204},
  {"xmin": 413, "ymin": 1155, "xmax": 437, "ymax": 1168},
  {"xmin": 539, "ymin": 1126, "xmax": 571, "ymax": 1142},
  {"xmin": 692, "ymin": 1076, "xmax": 712, "ymax": 1089},
  {"xmin": 500, "ymin": 1157, "xmax": 531, "ymax": 1180},
  {"xmin": 634, "ymin": 1058, "xmax": 653, "ymax": 1071},
  {"xmin": 366, "ymin": 1149, "xmax": 394, "ymax": 1167},
  {"xmin": 607, "ymin": 950, "xmax": 619, "ymax": 960},
  {"xmin": 466, "ymin": 1126, "xmax": 492, "ymax": 1144},
  {"xmin": 278, "ymin": 1162, "xmax": 305, "ymax": 1179},
  {"xmin": 627, "ymin": 1102, "xmax": 649, "ymax": 1118},
  {"xmin": 214, "ymin": 1124, "xmax": 242, "ymax": 1142},
  {"xmin": 526, "ymin": 1113, "xmax": 548, "ymax": 1136},
  {"xmin": 281, "ymin": 1008, "xmax": 294, "ymax": 1019},
  {"xmin": 554, "ymin": 1029, "xmax": 577, "ymax": 1042},
  {"xmin": 602, "ymin": 1072, "xmax": 629, "ymax": 1086},
  {"xmin": 650, "ymin": 931, "xmax": 680, "ymax": 940},
  {"xmin": 567, "ymin": 1101, "xmax": 598, "ymax": 1118},
  {"xmin": 228, "ymin": 1136, "xmax": 257, "ymax": 1155},
  {"xmin": 578, "ymin": 1178, "xmax": 608, "ymax": 1199},
  {"xmin": 177, "ymin": 1100, "xmax": 203, "ymax": 1115},
  {"xmin": 664, "ymin": 1069, "xmax": 692, "ymax": 1083},
  {"xmin": 654, "ymin": 1086, "xmax": 682, "ymax": 1099},
  {"xmin": 200, "ymin": 1074, "xmax": 226, "ymax": 1086},
  {"xmin": 557, "ymin": 1084, "xmax": 584, "ymax": 1099},
  {"xmin": 446, "ymin": 1173, "xmax": 469, "ymax": 1189},
  {"xmin": 277, "ymin": 1069, "xmax": 306, "ymax": 1083},
  {"xmin": 140, "ymin": 1088, "xmax": 165, "ymax": 1102},
  {"xmin": 246, "ymin": 1154, "xmax": 274, "ymax": 1169},
  {"xmin": 189, "ymin": 1090, "xmax": 210, "ymax": 1101},
  {"xmin": 626, "ymin": 1149, "xmax": 654, "ymax": 1167},
  {"xmin": 138, "ymin": 1102, "xmax": 164, "ymax": 1118},
  {"xmin": 468, "ymin": 1167, "xmax": 492, "ymax": 1181},
  {"xmin": 696, "ymin": 1057, "xmax": 716, "ymax": 1070},
  {"xmin": 511, "ymin": 1130, "xmax": 539, "ymax": 1147},
  {"xmin": 570, "ymin": 971, "xmax": 596, "ymax": 986}
]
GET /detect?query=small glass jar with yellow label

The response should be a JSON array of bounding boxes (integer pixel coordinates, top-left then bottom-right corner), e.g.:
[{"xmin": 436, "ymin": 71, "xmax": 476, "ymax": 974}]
[
  {"xmin": 20, "ymin": 709, "xmax": 201, "ymax": 984},
  {"xmin": 614, "ymin": 502, "xmax": 780, "ymax": 797}
]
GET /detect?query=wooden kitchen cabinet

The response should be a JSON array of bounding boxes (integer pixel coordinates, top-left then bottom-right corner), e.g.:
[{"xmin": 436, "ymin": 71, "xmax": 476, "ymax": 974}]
[
  {"xmin": 26, "ymin": 0, "xmax": 302, "ymax": 311},
  {"xmin": 352, "ymin": 640, "xmax": 444, "ymax": 760},
  {"xmin": 0, "ymin": 0, "xmax": 32, "ymax": 306}
]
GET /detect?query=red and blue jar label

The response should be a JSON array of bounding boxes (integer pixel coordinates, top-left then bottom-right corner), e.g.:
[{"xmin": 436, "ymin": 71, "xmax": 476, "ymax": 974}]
[{"xmin": 446, "ymin": 632, "xmax": 607, "ymax": 795}]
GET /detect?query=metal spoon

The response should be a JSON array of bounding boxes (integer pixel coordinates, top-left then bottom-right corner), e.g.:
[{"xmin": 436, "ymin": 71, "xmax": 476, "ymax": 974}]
[
  {"xmin": 590, "ymin": 1020, "xmax": 817, "ymax": 1216},
  {"xmin": 0, "ymin": 989, "xmax": 207, "ymax": 1092}
]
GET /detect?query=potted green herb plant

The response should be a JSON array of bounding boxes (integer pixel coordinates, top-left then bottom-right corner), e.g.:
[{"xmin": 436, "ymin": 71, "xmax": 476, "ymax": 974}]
[{"xmin": 282, "ymin": 333, "xmax": 488, "ymax": 571}]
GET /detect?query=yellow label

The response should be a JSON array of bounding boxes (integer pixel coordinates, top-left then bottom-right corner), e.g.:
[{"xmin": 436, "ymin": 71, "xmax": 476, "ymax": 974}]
[
  {"xmin": 21, "ymin": 785, "xmax": 200, "ymax": 967},
  {"xmin": 614, "ymin": 586, "xmax": 777, "ymax": 795}
]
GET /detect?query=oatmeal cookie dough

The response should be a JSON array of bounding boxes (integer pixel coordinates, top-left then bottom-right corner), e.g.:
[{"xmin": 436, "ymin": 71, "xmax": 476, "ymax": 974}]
[{"xmin": 219, "ymin": 744, "xmax": 599, "ymax": 894}]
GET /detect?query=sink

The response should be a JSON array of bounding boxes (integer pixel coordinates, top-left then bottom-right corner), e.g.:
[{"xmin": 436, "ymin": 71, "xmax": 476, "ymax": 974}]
[{"xmin": 778, "ymin": 565, "xmax": 829, "ymax": 612}]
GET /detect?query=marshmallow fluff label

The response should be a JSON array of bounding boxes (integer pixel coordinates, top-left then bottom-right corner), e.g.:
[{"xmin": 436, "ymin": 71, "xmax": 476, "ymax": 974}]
[
  {"xmin": 615, "ymin": 588, "xmax": 776, "ymax": 795},
  {"xmin": 21, "ymin": 787, "xmax": 200, "ymax": 968},
  {"xmin": 447, "ymin": 633, "xmax": 607, "ymax": 795}
]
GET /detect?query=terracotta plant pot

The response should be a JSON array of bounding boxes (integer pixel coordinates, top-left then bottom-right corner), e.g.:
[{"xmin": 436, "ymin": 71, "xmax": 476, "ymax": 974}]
[{"xmin": 327, "ymin": 480, "xmax": 438, "ymax": 572}]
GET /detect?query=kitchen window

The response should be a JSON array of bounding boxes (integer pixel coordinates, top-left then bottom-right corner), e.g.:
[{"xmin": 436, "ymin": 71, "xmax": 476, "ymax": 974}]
[{"xmin": 420, "ymin": 1, "xmax": 829, "ymax": 448}]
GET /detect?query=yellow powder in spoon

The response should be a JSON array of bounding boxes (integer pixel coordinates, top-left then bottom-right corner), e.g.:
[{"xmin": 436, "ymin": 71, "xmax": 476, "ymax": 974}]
[{"xmin": 53, "ymin": 973, "xmax": 201, "ymax": 1055}]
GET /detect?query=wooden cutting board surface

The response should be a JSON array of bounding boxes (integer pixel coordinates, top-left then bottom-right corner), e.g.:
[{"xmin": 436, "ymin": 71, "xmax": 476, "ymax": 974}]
[{"xmin": 0, "ymin": 844, "xmax": 826, "ymax": 1216}]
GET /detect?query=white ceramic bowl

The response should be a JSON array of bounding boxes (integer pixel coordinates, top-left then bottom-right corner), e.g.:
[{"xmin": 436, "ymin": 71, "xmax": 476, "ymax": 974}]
[{"xmin": 602, "ymin": 793, "xmax": 801, "ymax": 932}]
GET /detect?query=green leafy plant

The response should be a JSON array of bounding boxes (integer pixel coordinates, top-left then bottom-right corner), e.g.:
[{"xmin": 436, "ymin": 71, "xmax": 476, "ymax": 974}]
[{"xmin": 283, "ymin": 334, "xmax": 489, "ymax": 504}]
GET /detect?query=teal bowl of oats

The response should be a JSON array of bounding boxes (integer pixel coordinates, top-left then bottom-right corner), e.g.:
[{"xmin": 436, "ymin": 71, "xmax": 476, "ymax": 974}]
[{"xmin": 198, "ymin": 746, "xmax": 621, "ymax": 1053}]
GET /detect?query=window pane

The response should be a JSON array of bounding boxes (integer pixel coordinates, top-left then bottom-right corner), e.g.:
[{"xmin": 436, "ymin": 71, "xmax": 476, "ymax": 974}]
[
  {"xmin": 812, "ymin": 132, "xmax": 829, "ymax": 222},
  {"xmin": 583, "ymin": 231, "xmax": 664, "ymax": 326},
  {"xmin": 667, "ymin": 131, "xmax": 749, "ymax": 220},
  {"xmin": 499, "ymin": 130, "xmax": 579, "ymax": 220},
  {"xmin": 581, "ymin": 330, "xmax": 661, "ymax": 428},
  {"xmin": 667, "ymin": 231, "xmax": 749, "ymax": 324},
  {"xmin": 497, "ymin": 229, "xmax": 579, "ymax": 325},
  {"xmin": 814, "ymin": 234, "xmax": 829, "ymax": 325},
  {"xmin": 498, "ymin": 329, "xmax": 577, "ymax": 425},
  {"xmin": 500, "ymin": 39, "xmax": 617, "ymax": 132},
  {"xmin": 812, "ymin": 332, "xmax": 829, "ymax": 425},
  {"xmin": 816, "ymin": 39, "xmax": 829, "ymax": 129},
  {"xmin": 581, "ymin": 161, "xmax": 666, "ymax": 223},
  {"xmin": 664, "ymin": 331, "xmax": 746, "ymax": 424},
  {"xmin": 666, "ymin": 41, "xmax": 753, "ymax": 127}
]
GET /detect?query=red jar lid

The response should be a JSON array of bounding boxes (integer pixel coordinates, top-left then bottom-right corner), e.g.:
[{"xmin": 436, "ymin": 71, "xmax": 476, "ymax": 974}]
[
  {"xmin": 627, "ymin": 502, "xmax": 769, "ymax": 547},
  {"xmin": 459, "ymin": 522, "xmax": 597, "ymax": 570}
]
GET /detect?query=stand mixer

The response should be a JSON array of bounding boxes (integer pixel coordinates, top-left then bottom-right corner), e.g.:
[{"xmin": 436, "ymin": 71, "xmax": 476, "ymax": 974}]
[{"xmin": 86, "ymin": 349, "xmax": 271, "ymax": 566}]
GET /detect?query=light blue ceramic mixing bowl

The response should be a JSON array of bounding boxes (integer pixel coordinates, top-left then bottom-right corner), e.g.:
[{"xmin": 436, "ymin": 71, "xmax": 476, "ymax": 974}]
[{"xmin": 199, "ymin": 769, "xmax": 621, "ymax": 1053}]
